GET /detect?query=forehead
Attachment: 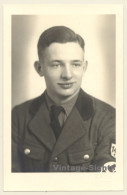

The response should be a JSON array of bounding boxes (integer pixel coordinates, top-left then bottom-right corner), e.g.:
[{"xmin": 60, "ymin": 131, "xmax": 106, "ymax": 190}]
[{"xmin": 42, "ymin": 42, "xmax": 84, "ymax": 61}]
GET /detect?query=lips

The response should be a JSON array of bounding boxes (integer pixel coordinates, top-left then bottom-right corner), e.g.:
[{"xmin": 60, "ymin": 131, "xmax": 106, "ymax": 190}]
[{"xmin": 58, "ymin": 82, "xmax": 75, "ymax": 89}]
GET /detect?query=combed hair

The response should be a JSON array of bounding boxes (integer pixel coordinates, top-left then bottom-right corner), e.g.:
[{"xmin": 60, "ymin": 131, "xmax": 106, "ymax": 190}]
[{"xmin": 37, "ymin": 26, "xmax": 85, "ymax": 59}]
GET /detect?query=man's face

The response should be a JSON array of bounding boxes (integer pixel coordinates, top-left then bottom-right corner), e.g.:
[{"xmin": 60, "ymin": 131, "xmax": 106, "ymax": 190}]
[{"xmin": 40, "ymin": 42, "xmax": 86, "ymax": 102}]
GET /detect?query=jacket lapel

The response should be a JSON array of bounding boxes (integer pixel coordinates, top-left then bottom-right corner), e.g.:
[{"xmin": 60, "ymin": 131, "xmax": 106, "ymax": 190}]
[
  {"xmin": 28, "ymin": 96, "xmax": 56, "ymax": 152},
  {"xmin": 51, "ymin": 107, "xmax": 88, "ymax": 158}
]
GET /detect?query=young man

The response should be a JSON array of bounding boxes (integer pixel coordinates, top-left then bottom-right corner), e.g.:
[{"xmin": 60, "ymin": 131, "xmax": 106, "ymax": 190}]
[{"xmin": 12, "ymin": 26, "xmax": 116, "ymax": 172}]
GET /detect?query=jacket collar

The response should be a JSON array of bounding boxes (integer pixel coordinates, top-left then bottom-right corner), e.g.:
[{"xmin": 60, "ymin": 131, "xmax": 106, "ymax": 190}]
[
  {"xmin": 30, "ymin": 89, "xmax": 94, "ymax": 121},
  {"xmin": 75, "ymin": 88, "xmax": 94, "ymax": 120},
  {"xmin": 29, "ymin": 93, "xmax": 45, "ymax": 115}
]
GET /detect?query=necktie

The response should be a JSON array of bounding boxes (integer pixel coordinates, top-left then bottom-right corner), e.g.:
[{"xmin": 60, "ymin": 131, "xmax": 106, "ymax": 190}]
[{"xmin": 50, "ymin": 105, "xmax": 64, "ymax": 139}]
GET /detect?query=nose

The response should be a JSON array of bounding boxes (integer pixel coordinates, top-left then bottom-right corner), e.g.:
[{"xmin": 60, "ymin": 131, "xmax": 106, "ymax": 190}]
[{"xmin": 61, "ymin": 65, "xmax": 72, "ymax": 80}]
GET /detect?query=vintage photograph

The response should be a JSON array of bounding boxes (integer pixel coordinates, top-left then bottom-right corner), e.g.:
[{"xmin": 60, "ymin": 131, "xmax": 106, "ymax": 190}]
[
  {"xmin": 3, "ymin": 4, "xmax": 123, "ymax": 191},
  {"xmin": 12, "ymin": 17, "xmax": 116, "ymax": 173}
]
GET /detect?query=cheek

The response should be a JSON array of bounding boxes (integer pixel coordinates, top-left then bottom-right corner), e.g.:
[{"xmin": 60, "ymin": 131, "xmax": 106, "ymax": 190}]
[
  {"xmin": 44, "ymin": 72, "xmax": 59, "ymax": 85},
  {"xmin": 44, "ymin": 68, "xmax": 61, "ymax": 76},
  {"xmin": 73, "ymin": 69, "xmax": 84, "ymax": 78}
]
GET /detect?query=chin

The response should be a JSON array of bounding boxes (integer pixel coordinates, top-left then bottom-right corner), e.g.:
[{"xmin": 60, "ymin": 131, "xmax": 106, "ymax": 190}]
[{"xmin": 57, "ymin": 90, "xmax": 76, "ymax": 98}]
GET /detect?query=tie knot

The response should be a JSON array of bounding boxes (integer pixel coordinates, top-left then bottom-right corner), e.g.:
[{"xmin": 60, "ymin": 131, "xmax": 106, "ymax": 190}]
[{"xmin": 50, "ymin": 105, "xmax": 64, "ymax": 119}]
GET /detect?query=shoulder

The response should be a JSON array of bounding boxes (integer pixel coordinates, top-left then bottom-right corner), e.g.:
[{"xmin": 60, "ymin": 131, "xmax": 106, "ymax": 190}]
[
  {"xmin": 12, "ymin": 93, "xmax": 45, "ymax": 117},
  {"xmin": 88, "ymin": 94, "xmax": 116, "ymax": 134},
  {"xmin": 91, "ymin": 95, "xmax": 115, "ymax": 114}
]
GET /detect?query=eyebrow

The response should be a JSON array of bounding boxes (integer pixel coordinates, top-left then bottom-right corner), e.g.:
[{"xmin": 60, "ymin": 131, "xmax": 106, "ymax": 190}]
[
  {"xmin": 50, "ymin": 60, "xmax": 83, "ymax": 63},
  {"xmin": 71, "ymin": 60, "xmax": 82, "ymax": 62},
  {"xmin": 50, "ymin": 60, "xmax": 63, "ymax": 63}
]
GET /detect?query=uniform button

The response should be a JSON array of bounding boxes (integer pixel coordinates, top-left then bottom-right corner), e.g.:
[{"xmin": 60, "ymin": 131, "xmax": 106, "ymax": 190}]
[
  {"xmin": 83, "ymin": 154, "xmax": 90, "ymax": 160},
  {"xmin": 54, "ymin": 157, "xmax": 58, "ymax": 161},
  {"xmin": 24, "ymin": 148, "xmax": 30, "ymax": 155}
]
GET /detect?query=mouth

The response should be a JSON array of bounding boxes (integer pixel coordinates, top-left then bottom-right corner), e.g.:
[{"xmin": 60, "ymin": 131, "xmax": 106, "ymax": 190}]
[{"xmin": 58, "ymin": 82, "xmax": 76, "ymax": 89}]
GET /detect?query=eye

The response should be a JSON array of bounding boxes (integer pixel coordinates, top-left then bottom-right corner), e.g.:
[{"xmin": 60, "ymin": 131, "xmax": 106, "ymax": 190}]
[
  {"xmin": 72, "ymin": 62, "xmax": 82, "ymax": 67},
  {"xmin": 50, "ymin": 62, "xmax": 62, "ymax": 68},
  {"xmin": 52, "ymin": 63, "xmax": 60, "ymax": 67}
]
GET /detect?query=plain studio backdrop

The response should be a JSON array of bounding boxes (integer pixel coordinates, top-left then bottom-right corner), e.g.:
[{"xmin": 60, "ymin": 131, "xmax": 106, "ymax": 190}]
[{"xmin": 12, "ymin": 15, "xmax": 115, "ymax": 108}]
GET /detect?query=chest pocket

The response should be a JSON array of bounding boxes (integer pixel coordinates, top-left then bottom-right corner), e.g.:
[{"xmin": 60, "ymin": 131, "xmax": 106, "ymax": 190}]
[
  {"xmin": 22, "ymin": 144, "xmax": 45, "ymax": 160},
  {"xmin": 68, "ymin": 149, "xmax": 94, "ymax": 166},
  {"xmin": 20, "ymin": 143, "xmax": 50, "ymax": 172}
]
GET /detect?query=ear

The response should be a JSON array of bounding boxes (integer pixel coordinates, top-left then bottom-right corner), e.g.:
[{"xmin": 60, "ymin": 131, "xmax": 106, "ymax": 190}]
[
  {"xmin": 83, "ymin": 60, "xmax": 88, "ymax": 72},
  {"xmin": 34, "ymin": 61, "xmax": 44, "ymax": 76}
]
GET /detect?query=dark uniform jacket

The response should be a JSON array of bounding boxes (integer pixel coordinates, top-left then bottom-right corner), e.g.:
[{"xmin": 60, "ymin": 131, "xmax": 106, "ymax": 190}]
[{"xmin": 12, "ymin": 89, "xmax": 116, "ymax": 172}]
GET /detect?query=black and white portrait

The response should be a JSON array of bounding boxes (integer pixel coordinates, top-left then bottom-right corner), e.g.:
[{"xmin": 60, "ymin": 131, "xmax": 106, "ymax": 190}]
[
  {"xmin": 3, "ymin": 4, "xmax": 124, "ymax": 191},
  {"xmin": 11, "ymin": 15, "xmax": 116, "ymax": 173}
]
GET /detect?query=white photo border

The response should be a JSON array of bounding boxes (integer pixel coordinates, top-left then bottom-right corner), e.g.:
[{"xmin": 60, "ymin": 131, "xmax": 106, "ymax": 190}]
[{"xmin": 3, "ymin": 3, "xmax": 124, "ymax": 192}]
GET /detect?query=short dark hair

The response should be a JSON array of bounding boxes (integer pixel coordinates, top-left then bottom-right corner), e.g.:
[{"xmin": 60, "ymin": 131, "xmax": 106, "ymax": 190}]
[{"xmin": 37, "ymin": 26, "xmax": 85, "ymax": 60}]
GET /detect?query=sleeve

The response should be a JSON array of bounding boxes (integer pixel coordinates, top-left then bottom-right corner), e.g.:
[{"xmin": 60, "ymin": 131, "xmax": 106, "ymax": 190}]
[
  {"xmin": 91, "ymin": 108, "xmax": 116, "ymax": 172},
  {"xmin": 12, "ymin": 106, "xmax": 24, "ymax": 172}
]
